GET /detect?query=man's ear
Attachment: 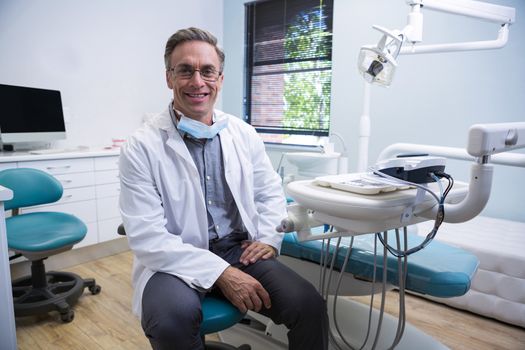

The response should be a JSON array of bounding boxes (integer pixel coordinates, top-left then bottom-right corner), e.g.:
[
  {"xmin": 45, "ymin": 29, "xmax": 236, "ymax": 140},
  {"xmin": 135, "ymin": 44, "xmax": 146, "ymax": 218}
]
[{"xmin": 166, "ymin": 71, "xmax": 174, "ymax": 89}]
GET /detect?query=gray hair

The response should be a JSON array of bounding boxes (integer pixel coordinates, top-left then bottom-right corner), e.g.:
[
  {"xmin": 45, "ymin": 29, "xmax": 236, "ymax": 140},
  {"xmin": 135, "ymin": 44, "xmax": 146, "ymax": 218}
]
[{"xmin": 164, "ymin": 27, "xmax": 225, "ymax": 71}]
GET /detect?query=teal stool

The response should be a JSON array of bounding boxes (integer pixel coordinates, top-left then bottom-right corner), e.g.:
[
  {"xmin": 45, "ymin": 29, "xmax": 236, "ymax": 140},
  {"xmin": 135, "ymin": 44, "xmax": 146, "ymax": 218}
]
[
  {"xmin": 1, "ymin": 168, "xmax": 100, "ymax": 323},
  {"xmin": 117, "ymin": 224, "xmax": 250, "ymax": 349}
]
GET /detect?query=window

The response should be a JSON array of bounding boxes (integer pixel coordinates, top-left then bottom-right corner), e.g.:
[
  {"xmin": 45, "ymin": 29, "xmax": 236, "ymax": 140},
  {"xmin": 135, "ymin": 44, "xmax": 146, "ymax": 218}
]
[{"xmin": 244, "ymin": 0, "xmax": 334, "ymax": 146}]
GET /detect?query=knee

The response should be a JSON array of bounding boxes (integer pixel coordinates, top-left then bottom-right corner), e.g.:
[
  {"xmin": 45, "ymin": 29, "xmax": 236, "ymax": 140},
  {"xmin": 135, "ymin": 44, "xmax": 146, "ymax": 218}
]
[
  {"xmin": 142, "ymin": 303, "xmax": 202, "ymax": 347},
  {"xmin": 298, "ymin": 287, "xmax": 326, "ymax": 319},
  {"xmin": 284, "ymin": 284, "xmax": 327, "ymax": 324}
]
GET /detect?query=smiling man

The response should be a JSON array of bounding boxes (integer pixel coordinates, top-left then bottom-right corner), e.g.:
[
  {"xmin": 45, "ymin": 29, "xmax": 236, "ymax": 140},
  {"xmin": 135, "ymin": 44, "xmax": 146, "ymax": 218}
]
[{"xmin": 119, "ymin": 27, "xmax": 328, "ymax": 350}]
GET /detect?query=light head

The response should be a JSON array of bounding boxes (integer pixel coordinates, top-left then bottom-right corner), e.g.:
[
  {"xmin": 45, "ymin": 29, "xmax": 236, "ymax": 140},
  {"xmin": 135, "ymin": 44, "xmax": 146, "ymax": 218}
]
[{"xmin": 357, "ymin": 25, "xmax": 404, "ymax": 87}]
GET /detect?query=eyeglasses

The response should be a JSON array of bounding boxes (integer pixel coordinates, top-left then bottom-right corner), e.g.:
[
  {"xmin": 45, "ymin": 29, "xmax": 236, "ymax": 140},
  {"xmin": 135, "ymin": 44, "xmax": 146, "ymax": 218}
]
[{"xmin": 168, "ymin": 65, "xmax": 222, "ymax": 83}]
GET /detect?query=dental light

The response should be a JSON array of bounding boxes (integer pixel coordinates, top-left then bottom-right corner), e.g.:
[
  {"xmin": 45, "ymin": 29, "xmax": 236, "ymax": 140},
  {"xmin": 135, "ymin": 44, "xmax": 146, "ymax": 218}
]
[
  {"xmin": 358, "ymin": 26, "xmax": 403, "ymax": 87},
  {"xmin": 356, "ymin": 0, "xmax": 516, "ymax": 171}
]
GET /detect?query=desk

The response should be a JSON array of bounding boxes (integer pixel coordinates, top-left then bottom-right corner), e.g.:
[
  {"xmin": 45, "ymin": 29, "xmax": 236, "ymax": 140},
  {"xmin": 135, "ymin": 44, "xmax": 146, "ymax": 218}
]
[{"xmin": 0, "ymin": 185, "xmax": 15, "ymax": 349}]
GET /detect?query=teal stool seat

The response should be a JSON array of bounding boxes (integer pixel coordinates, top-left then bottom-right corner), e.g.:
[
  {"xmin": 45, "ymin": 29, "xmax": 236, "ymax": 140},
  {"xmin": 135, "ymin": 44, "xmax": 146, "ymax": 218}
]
[
  {"xmin": 201, "ymin": 296, "xmax": 250, "ymax": 349},
  {"xmin": 201, "ymin": 296, "xmax": 246, "ymax": 336},
  {"xmin": 1, "ymin": 168, "xmax": 101, "ymax": 323},
  {"xmin": 7, "ymin": 212, "xmax": 86, "ymax": 253},
  {"xmin": 281, "ymin": 231, "xmax": 479, "ymax": 298}
]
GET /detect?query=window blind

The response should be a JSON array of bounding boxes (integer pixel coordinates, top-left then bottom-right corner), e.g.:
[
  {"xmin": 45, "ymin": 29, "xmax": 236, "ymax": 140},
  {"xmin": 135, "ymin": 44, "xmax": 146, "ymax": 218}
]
[{"xmin": 244, "ymin": 0, "xmax": 334, "ymax": 137}]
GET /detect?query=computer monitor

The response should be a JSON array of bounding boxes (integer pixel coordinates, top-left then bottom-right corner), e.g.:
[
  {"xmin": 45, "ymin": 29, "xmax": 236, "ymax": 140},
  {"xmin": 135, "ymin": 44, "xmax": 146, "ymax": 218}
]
[{"xmin": 0, "ymin": 83, "xmax": 66, "ymax": 146}]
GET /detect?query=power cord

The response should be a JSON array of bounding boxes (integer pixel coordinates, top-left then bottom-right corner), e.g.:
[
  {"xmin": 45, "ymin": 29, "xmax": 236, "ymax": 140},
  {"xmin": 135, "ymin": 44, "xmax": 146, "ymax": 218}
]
[{"xmin": 372, "ymin": 169, "xmax": 454, "ymax": 258}]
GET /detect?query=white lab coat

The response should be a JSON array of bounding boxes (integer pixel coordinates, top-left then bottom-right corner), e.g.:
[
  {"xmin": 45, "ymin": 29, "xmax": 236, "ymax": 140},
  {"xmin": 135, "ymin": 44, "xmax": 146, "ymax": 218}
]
[{"xmin": 119, "ymin": 108, "xmax": 287, "ymax": 318}]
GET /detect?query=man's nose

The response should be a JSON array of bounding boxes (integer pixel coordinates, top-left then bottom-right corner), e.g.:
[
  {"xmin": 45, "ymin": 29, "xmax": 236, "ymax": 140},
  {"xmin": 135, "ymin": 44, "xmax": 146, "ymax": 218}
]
[{"xmin": 189, "ymin": 69, "xmax": 206, "ymax": 86}]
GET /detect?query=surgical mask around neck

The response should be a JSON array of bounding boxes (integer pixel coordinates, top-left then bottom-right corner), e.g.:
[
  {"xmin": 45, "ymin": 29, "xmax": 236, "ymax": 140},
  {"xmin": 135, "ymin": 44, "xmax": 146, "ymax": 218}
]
[{"xmin": 177, "ymin": 114, "xmax": 228, "ymax": 139}]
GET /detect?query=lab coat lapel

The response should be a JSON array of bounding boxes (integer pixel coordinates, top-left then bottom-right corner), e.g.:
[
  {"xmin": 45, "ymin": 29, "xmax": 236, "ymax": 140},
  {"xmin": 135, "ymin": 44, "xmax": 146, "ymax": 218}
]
[
  {"xmin": 166, "ymin": 131, "xmax": 194, "ymax": 165},
  {"xmin": 157, "ymin": 111, "xmax": 196, "ymax": 169},
  {"xmin": 219, "ymin": 126, "xmax": 234, "ymax": 177},
  {"xmin": 219, "ymin": 123, "xmax": 249, "ymax": 189}
]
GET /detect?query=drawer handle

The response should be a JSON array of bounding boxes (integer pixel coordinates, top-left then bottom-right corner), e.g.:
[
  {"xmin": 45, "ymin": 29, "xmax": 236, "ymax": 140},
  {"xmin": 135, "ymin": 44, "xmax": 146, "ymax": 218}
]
[
  {"xmin": 63, "ymin": 194, "xmax": 73, "ymax": 199},
  {"xmin": 46, "ymin": 165, "xmax": 72, "ymax": 170},
  {"xmin": 61, "ymin": 180, "xmax": 73, "ymax": 184}
]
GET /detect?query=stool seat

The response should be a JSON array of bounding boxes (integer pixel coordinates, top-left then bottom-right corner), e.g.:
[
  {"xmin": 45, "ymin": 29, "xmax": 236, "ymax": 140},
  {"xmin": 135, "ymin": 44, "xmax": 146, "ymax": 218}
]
[
  {"xmin": 201, "ymin": 296, "xmax": 246, "ymax": 336},
  {"xmin": 7, "ymin": 212, "xmax": 86, "ymax": 252}
]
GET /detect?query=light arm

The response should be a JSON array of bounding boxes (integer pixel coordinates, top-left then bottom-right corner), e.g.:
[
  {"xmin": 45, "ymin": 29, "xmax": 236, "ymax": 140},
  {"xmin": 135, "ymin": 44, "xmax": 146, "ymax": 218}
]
[
  {"xmin": 406, "ymin": 0, "xmax": 515, "ymax": 25},
  {"xmin": 401, "ymin": 0, "xmax": 515, "ymax": 54}
]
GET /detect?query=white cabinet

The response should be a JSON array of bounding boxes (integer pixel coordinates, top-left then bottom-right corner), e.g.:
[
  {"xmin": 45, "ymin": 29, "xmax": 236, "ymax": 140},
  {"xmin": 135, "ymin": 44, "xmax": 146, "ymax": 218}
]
[{"xmin": 0, "ymin": 150, "xmax": 121, "ymax": 249}]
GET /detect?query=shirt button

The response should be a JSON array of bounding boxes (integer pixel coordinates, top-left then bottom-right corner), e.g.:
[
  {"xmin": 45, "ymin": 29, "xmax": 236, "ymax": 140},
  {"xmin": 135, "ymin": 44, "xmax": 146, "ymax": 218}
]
[
  {"xmin": 206, "ymin": 175, "xmax": 211, "ymax": 181},
  {"xmin": 215, "ymin": 225, "xmax": 220, "ymax": 231},
  {"xmin": 208, "ymin": 200, "xmax": 212, "ymax": 205}
]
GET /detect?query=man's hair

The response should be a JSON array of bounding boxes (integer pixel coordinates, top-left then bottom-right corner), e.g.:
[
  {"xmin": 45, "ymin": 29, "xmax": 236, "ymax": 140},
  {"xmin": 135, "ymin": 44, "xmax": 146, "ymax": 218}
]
[{"xmin": 164, "ymin": 27, "xmax": 225, "ymax": 71}]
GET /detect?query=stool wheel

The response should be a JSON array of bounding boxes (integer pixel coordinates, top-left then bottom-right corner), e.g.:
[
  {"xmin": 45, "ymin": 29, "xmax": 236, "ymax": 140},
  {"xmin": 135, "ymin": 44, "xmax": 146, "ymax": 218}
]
[
  {"xmin": 89, "ymin": 284, "xmax": 102, "ymax": 295},
  {"xmin": 57, "ymin": 301, "xmax": 74, "ymax": 323},
  {"xmin": 60, "ymin": 308, "xmax": 75, "ymax": 323}
]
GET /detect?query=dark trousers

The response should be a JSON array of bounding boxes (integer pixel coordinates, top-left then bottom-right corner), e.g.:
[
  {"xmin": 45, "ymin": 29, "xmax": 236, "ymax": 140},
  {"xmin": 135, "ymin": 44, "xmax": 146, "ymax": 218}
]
[{"xmin": 141, "ymin": 232, "xmax": 329, "ymax": 350}]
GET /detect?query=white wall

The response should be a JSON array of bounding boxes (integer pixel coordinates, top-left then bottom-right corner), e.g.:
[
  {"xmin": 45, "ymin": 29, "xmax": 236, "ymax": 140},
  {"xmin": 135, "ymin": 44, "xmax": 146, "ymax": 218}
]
[
  {"xmin": 1, "ymin": 0, "xmax": 522, "ymax": 222},
  {"xmin": 222, "ymin": 0, "xmax": 524, "ymax": 222},
  {"xmin": 0, "ymin": 0, "xmax": 224, "ymax": 148}
]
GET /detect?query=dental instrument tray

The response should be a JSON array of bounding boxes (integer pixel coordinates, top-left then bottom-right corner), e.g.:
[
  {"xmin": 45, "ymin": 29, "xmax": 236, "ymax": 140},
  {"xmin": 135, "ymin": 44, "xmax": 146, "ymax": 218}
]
[
  {"xmin": 314, "ymin": 173, "xmax": 410, "ymax": 195},
  {"xmin": 286, "ymin": 178, "xmax": 468, "ymax": 235}
]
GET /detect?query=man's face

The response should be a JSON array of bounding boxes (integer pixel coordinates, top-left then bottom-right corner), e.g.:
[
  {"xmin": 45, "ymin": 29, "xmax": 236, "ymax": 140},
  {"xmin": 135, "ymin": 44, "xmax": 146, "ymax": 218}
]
[{"xmin": 166, "ymin": 41, "xmax": 223, "ymax": 123}]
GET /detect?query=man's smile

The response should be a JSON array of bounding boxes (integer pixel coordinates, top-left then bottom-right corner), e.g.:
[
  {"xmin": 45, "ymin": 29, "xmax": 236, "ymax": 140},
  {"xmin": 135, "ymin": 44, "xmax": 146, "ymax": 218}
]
[{"xmin": 185, "ymin": 92, "xmax": 210, "ymax": 101}]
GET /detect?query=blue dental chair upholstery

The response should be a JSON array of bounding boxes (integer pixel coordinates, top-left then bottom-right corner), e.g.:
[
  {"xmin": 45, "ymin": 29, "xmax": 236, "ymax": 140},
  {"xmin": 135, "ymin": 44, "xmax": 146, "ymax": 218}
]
[
  {"xmin": 1, "ymin": 168, "xmax": 101, "ymax": 323},
  {"xmin": 281, "ymin": 231, "xmax": 480, "ymax": 298},
  {"xmin": 116, "ymin": 224, "xmax": 250, "ymax": 350}
]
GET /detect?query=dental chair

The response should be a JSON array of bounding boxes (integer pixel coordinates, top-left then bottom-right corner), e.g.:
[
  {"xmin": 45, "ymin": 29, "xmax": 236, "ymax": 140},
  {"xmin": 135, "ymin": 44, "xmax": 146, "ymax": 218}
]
[
  {"xmin": 117, "ymin": 224, "xmax": 251, "ymax": 350},
  {"xmin": 217, "ymin": 228, "xmax": 479, "ymax": 350},
  {"xmin": 1, "ymin": 168, "xmax": 101, "ymax": 323}
]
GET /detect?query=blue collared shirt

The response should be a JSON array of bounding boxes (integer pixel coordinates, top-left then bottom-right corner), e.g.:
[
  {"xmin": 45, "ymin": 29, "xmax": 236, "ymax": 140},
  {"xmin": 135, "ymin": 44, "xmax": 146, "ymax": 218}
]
[{"xmin": 169, "ymin": 106, "xmax": 245, "ymax": 240}]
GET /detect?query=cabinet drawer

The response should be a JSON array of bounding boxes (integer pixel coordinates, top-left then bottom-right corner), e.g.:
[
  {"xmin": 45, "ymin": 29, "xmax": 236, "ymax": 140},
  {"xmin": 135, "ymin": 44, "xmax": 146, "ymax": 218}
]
[
  {"xmin": 94, "ymin": 156, "xmax": 120, "ymax": 171},
  {"xmin": 23, "ymin": 200, "xmax": 97, "ymax": 224},
  {"xmin": 96, "ymin": 183, "xmax": 120, "ymax": 199},
  {"xmin": 0, "ymin": 162, "xmax": 16, "ymax": 171},
  {"xmin": 98, "ymin": 217, "xmax": 123, "ymax": 243},
  {"xmin": 22, "ymin": 158, "xmax": 94, "ymax": 175},
  {"xmin": 95, "ymin": 169, "xmax": 119, "ymax": 185},
  {"xmin": 96, "ymin": 196, "xmax": 120, "ymax": 220},
  {"xmin": 55, "ymin": 172, "xmax": 95, "ymax": 189},
  {"xmin": 59, "ymin": 187, "xmax": 96, "ymax": 204}
]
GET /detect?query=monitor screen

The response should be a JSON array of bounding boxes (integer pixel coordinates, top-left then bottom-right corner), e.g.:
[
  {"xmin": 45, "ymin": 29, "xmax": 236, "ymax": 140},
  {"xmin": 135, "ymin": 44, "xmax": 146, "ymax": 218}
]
[{"xmin": 0, "ymin": 83, "xmax": 66, "ymax": 144}]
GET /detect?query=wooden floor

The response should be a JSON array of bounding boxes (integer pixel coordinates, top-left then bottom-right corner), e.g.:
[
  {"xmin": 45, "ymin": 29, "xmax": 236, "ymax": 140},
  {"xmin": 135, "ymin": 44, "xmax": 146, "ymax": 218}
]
[{"xmin": 15, "ymin": 251, "xmax": 525, "ymax": 350}]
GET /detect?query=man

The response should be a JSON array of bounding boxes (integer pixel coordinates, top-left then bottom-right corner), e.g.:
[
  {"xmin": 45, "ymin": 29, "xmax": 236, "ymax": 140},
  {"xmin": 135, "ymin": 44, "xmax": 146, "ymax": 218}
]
[{"xmin": 119, "ymin": 27, "xmax": 328, "ymax": 350}]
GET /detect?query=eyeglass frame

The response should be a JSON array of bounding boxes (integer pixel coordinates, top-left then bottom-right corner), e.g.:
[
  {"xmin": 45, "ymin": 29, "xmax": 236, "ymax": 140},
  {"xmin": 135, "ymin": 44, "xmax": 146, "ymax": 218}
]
[{"xmin": 167, "ymin": 64, "xmax": 223, "ymax": 83}]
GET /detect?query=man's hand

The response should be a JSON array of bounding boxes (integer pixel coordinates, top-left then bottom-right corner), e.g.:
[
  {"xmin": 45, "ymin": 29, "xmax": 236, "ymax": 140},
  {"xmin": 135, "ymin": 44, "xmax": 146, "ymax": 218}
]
[
  {"xmin": 216, "ymin": 266, "xmax": 271, "ymax": 313},
  {"xmin": 239, "ymin": 241, "xmax": 276, "ymax": 266}
]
